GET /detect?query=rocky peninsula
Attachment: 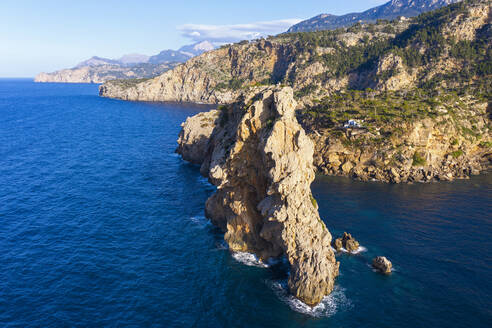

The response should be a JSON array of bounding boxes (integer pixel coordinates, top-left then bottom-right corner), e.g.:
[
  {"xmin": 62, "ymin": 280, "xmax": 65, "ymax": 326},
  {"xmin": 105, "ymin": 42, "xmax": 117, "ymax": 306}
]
[
  {"xmin": 177, "ymin": 87, "xmax": 339, "ymax": 306},
  {"xmin": 101, "ymin": 0, "xmax": 492, "ymax": 183},
  {"xmin": 34, "ymin": 62, "xmax": 178, "ymax": 84}
]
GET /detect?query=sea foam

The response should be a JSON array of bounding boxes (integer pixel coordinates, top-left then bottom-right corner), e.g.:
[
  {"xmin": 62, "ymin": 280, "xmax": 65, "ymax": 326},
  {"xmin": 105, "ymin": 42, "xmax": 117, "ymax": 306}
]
[
  {"xmin": 268, "ymin": 280, "xmax": 350, "ymax": 317},
  {"xmin": 338, "ymin": 246, "xmax": 367, "ymax": 254},
  {"xmin": 231, "ymin": 252, "xmax": 284, "ymax": 268},
  {"xmin": 189, "ymin": 215, "xmax": 211, "ymax": 228}
]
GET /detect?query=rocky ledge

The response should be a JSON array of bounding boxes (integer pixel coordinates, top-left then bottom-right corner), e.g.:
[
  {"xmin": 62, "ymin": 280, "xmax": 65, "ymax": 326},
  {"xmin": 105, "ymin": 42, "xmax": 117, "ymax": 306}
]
[{"xmin": 177, "ymin": 86, "xmax": 339, "ymax": 306}]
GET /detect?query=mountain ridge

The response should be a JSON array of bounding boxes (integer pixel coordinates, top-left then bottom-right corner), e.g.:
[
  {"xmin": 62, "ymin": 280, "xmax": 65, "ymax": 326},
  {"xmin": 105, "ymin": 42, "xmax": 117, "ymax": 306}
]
[{"xmin": 288, "ymin": 0, "xmax": 462, "ymax": 32}]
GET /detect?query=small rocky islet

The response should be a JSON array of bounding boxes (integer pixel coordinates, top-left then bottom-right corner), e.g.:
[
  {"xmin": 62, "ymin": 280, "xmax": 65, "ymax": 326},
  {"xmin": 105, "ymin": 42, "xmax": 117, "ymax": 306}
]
[
  {"xmin": 100, "ymin": 0, "xmax": 490, "ymax": 307},
  {"xmin": 333, "ymin": 232, "xmax": 361, "ymax": 253},
  {"xmin": 372, "ymin": 256, "xmax": 393, "ymax": 274}
]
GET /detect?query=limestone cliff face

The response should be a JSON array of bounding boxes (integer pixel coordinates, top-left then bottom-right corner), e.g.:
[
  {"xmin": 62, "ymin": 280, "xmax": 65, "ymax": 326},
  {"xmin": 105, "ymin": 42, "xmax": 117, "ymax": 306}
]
[
  {"xmin": 35, "ymin": 66, "xmax": 110, "ymax": 83},
  {"xmin": 177, "ymin": 87, "xmax": 339, "ymax": 306},
  {"xmin": 99, "ymin": 41, "xmax": 299, "ymax": 103},
  {"xmin": 100, "ymin": 0, "xmax": 490, "ymax": 104},
  {"xmin": 176, "ymin": 110, "xmax": 220, "ymax": 164}
]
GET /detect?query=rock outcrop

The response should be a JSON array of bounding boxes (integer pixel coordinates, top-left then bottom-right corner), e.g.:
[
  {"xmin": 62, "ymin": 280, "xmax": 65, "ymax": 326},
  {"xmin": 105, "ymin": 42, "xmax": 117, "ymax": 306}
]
[
  {"xmin": 177, "ymin": 87, "xmax": 339, "ymax": 306},
  {"xmin": 176, "ymin": 110, "xmax": 220, "ymax": 164},
  {"xmin": 372, "ymin": 256, "xmax": 393, "ymax": 274},
  {"xmin": 333, "ymin": 232, "xmax": 360, "ymax": 252}
]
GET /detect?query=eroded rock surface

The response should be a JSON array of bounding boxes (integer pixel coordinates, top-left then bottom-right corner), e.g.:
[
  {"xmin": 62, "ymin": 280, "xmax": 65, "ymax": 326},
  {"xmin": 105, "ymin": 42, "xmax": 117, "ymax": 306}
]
[
  {"xmin": 177, "ymin": 87, "xmax": 339, "ymax": 306},
  {"xmin": 176, "ymin": 110, "xmax": 220, "ymax": 164}
]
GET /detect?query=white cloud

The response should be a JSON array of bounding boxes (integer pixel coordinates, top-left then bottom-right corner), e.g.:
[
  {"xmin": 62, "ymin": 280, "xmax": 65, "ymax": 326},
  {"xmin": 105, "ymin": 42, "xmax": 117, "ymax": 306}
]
[{"xmin": 178, "ymin": 19, "xmax": 303, "ymax": 43}]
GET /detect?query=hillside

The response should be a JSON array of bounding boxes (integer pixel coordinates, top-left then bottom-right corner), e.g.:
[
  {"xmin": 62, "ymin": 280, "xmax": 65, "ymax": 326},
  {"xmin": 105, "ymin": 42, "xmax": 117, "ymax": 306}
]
[
  {"xmin": 100, "ymin": 0, "xmax": 491, "ymax": 183},
  {"xmin": 287, "ymin": 0, "xmax": 461, "ymax": 32}
]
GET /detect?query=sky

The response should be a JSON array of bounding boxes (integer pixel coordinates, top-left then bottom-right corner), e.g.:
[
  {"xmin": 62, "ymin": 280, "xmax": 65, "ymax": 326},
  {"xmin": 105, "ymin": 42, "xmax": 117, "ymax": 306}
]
[{"xmin": 0, "ymin": 0, "xmax": 387, "ymax": 77}]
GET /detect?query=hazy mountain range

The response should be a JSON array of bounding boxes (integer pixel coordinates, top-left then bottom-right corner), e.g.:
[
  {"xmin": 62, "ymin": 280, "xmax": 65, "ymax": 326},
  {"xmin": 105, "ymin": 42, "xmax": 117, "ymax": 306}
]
[
  {"xmin": 287, "ymin": 0, "xmax": 462, "ymax": 32},
  {"xmin": 74, "ymin": 41, "xmax": 216, "ymax": 69},
  {"xmin": 35, "ymin": 41, "xmax": 216, "ymax": 83}
]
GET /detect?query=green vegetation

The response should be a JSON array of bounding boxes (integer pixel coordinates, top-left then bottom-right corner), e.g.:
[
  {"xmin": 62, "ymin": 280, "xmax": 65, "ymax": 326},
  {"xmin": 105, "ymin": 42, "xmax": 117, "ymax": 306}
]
[
  {"xmin": 479, "ymin": 141, "xmax": 492, "ymax": 148},
  {"xmin": 109, "ymin": 78, "xmax": 151, "ymax": 89},
  {"xmin": 280, "ymin": 0, "xmax": 489, "ymax": 92},
  {"xmin": 295, "ymin": 84, "xmax": 318, "ymax": 99},
  {"xmin": 216, "ymin": 78, "xmax": 246, "ymax": 91},
  {"xmin": 450, "ymin": 150, "xmax": 464, "ymax": 158},
  {"xmin": 412, "ymin": 152, "xmax": 427, "ymax": 166},
  {"xmin": 310, "ymin": 194, "xmax": 318, "ymax": 208},
  {"xmin": 286, "ymin": 27, "xmax": 394, "ymax": 78},
  {"xmin": 302, "ymin": 88, "xmax": 448, "ymax": 131}
]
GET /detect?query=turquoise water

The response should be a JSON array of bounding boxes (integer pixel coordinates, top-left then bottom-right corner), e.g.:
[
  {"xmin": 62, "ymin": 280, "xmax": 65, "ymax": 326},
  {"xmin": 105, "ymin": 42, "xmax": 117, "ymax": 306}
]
[{"xmin": 0, "ymin": 79, "xmax": 490, "ymax": 327}]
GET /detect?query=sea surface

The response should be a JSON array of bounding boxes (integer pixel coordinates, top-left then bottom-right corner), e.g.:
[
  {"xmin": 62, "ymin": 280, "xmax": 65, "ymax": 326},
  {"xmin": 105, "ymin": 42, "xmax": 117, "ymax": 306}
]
[{"xmin": 0, "ymin": 79, "xmax": 491, "ymax": 327}]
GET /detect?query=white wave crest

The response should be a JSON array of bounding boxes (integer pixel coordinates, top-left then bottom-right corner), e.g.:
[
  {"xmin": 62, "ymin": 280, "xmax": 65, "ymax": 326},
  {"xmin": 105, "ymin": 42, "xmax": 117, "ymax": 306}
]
[
  {"xmin": 231, "ymin": 252, "xmax": 282, "ymax": 268},
  {"xmin": 268, "ymin": 280, "xmax": 350, "ymax": 317},
  {"xmin": 189, "ymin": 215, "xmax": 210, "ymax": 228},
  {"xmin": 338, "ymin": 246, "xmax": 367, "ymax": 254}
]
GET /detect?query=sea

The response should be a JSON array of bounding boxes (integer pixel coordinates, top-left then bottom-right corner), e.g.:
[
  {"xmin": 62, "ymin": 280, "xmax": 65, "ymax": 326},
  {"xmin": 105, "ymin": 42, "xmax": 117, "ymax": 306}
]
[{"xmin": 0, "ymin": 79, "xmax": 491, "ymax": 327}]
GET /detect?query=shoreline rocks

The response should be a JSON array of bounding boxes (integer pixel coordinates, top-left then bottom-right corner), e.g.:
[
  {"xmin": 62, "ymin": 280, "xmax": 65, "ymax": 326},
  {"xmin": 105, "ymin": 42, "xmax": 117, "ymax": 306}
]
[
  {"xmin": 372, "ymin": 256, "xmax": 393, "ymax": 274},
  {"xmin": 333, "ymin": 232, "xmax": 360, "ymax": 253},
  {"xmin": 177, "ymin": 87, "xmax": 339, "ymax": 306},
  {"xmin": 307, "ymin": 107, "xmax": 492, "ymax": 185}
]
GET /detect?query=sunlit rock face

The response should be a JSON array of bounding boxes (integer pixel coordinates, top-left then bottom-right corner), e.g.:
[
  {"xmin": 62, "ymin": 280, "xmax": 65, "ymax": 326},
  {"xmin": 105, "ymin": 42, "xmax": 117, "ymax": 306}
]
[{"xmin": 177, "ymin": 87, "xmax": 339, "ymax": 306}]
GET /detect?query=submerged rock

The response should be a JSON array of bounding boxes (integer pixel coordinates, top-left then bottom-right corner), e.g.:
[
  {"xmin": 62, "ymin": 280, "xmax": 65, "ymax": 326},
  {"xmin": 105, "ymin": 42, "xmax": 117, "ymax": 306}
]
[
  {"xmin": 333, "ymin": 232, "xmax": 360, "ymax": 253},
  {"xmin": 177, "ymin": 86, "xmax": 339, "ymax": 306},
  {"xmin": 372, "ymin": 256, "xmax": 392, "ymax": 274}
]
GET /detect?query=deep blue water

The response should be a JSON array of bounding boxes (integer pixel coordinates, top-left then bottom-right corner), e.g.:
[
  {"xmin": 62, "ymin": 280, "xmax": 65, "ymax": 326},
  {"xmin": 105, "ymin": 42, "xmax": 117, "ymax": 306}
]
[{"xmin": 0, "ymin": 79, "xmax": 491, "ymax": 327}]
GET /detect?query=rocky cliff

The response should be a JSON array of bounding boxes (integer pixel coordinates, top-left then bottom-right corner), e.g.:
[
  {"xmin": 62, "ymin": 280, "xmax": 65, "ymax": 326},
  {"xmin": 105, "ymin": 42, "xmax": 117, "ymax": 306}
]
[
  {"xmin": 301, "ymin": 93, "xmax": 491, "ymax": 183},
  {"xmin": 105, "ymin": 0, "xmax": 491, "ymax": 183},
  {"xmin": 177, "ymin": 87, "xmax": 339, "ymax": 306}
]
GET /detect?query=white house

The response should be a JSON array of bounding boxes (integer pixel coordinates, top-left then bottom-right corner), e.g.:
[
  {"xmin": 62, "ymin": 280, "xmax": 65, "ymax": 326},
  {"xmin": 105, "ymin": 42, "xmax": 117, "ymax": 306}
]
[{"xmin": 344, "ymin": 119, "xmax": 362, "ymax": 128}]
